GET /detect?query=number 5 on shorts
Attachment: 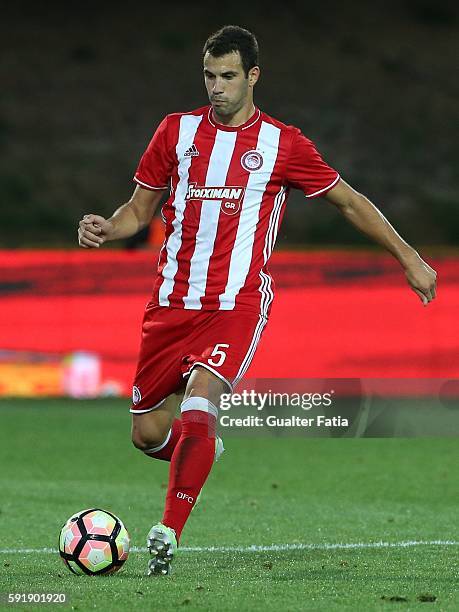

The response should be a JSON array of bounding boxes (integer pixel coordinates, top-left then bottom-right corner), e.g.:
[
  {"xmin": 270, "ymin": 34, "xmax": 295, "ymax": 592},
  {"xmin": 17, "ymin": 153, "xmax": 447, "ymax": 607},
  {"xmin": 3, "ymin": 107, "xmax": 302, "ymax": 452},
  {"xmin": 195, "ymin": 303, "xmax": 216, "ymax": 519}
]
[{"xmin": 208, "ymin": 343, "xmax": 230, "ymax": 367}]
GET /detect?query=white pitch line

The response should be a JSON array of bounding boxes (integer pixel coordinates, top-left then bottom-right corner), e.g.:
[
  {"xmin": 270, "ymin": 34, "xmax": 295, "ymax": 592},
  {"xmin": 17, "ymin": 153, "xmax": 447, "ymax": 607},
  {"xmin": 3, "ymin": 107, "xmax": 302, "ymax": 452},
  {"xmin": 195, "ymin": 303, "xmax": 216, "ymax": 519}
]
[
  {"xmin": 181, "ymin": 540, "xmax": 459, "ymax": 553},
  {"xmin": 0, "ymin": 540, "xmax": 458, "ymax": 555}
]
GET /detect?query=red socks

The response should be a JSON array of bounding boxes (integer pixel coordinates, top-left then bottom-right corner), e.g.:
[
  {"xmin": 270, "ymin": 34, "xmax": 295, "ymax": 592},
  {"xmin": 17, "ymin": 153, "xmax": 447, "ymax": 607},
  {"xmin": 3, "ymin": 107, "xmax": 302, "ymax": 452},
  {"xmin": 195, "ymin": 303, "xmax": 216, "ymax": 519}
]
[
  {"xmin": 162, "ymin": 397, "xmax": 217, "ymax": 542},
  {"xmin": 144, "ymin": 418, "xmax": 182, "ymax": 462}
]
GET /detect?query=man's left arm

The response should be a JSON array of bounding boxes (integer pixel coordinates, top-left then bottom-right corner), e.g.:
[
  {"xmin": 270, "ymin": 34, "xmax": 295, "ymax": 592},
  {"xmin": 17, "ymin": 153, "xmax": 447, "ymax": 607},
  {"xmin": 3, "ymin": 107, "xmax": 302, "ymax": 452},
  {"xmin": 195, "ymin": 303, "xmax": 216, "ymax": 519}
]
[{"xmin": 325, "ymin": 179, "xmax": 437, "ymax": 305}]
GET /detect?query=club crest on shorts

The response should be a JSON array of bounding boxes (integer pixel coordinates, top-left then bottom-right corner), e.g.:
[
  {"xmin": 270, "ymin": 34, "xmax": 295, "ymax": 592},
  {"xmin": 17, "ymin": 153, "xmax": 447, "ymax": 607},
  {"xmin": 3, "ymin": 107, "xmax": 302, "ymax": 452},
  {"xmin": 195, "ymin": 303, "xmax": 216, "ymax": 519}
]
[
  {"xmin": 132, "ymin": 386, "xmax": 142, "ymax": 405},
  {"xmin": 241, "ymin": 150, "xmax": 263, "ymax": 172}
]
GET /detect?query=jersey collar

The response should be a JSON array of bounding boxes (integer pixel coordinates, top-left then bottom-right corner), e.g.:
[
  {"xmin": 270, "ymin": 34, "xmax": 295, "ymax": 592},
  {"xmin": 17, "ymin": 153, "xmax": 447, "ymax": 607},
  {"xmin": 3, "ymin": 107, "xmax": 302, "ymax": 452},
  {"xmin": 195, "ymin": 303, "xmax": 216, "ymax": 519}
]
[{"xmin": 207, "ymin": 105, "xmax": 261, "ymax": 132}]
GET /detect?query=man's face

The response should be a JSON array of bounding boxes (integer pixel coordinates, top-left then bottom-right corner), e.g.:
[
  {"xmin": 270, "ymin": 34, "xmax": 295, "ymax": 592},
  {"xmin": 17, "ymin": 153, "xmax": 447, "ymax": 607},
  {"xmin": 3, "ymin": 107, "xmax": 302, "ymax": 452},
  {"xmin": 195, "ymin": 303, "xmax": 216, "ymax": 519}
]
[{"xmin": 203, "ymin": 51, "xmax": 257, "ymax": 117}]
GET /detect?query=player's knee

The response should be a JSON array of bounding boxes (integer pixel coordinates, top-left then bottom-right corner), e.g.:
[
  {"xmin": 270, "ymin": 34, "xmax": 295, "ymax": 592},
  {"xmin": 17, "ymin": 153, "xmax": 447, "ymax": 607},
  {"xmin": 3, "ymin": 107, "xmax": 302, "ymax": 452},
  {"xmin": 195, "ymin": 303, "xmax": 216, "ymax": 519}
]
[
  {"xmin": 131, "ymin": 430, "xmax": 150, "ymax": 451},
  {"xmin": 131, "ymin": 421, "xmax": 169, "ymax": 452}
]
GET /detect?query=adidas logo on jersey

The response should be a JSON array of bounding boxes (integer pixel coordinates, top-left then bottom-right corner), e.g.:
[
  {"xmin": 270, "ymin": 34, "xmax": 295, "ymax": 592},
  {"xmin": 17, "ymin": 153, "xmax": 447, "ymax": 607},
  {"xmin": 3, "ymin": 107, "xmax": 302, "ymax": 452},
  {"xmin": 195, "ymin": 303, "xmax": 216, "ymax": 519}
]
[{"xmin": 184, "ymin": 143, "xmax": 199, "ymax": 157}]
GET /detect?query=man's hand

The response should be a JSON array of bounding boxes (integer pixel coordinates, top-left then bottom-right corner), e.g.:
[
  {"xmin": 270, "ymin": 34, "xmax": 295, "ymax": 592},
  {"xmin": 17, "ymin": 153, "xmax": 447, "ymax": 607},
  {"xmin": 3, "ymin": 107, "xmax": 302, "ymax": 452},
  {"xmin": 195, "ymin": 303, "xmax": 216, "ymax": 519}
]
[
  {"xmin": 403, "ymin": 254, "xmax": 437, "ymax": 306},
  {"xmin": 78, "ymin": 214, "xmax": 113, "ymax": 248}
]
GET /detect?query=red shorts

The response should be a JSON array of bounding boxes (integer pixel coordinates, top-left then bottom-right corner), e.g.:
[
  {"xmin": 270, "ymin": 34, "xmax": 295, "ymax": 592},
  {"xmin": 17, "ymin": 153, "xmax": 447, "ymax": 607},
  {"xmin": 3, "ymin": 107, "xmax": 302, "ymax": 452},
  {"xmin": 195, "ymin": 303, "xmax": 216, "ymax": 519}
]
[{"xmin": 130, "ymin": 304, "xmax": 268, "ymax": 414}]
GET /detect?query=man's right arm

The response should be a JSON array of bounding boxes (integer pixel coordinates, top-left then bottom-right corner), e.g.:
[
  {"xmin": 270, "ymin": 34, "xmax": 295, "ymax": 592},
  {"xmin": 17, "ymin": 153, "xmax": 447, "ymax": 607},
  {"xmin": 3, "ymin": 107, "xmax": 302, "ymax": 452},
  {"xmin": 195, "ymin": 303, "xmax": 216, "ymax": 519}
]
[{"xmin": 78, "ymin": 186, "xmax": 165, "ymax": 248}]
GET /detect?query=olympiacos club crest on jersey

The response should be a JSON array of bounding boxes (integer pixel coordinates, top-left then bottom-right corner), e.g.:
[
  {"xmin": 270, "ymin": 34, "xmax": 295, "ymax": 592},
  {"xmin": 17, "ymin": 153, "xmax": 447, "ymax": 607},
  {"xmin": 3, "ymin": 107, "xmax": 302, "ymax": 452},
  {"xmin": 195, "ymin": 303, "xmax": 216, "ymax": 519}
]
[{"xmin": 241, "ymin": 150, "xmax": 264, "ymax": 172}]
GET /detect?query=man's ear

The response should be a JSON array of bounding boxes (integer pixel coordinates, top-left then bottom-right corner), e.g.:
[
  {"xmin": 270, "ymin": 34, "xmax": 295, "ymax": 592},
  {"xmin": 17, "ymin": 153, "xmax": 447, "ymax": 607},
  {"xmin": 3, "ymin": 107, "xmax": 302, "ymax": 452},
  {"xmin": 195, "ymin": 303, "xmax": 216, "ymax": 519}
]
[{"xmin": 248, "ymin": 66, "xmax": 260, "ymax": 87}]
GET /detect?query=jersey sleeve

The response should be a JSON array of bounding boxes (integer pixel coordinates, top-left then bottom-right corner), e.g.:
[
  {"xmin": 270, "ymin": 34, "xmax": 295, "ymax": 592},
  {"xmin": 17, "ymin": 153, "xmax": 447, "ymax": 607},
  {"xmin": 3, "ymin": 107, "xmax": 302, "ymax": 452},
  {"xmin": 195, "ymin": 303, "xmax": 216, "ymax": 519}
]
[
  {"xmin": 134, "ymin": 116, "xmax": 173, "ymax": 190},
  {"xmin": 285, "ymin": 129, "xmax": 340, "ymax": 198}
]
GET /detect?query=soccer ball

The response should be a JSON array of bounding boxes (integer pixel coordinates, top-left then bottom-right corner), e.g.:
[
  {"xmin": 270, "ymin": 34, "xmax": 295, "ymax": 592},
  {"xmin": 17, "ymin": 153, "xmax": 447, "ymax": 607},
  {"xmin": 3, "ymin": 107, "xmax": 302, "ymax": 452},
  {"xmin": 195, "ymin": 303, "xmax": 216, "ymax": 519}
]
[{"xmin": 59, "ymin": 508, "xmax": 130, "ymax": 575}]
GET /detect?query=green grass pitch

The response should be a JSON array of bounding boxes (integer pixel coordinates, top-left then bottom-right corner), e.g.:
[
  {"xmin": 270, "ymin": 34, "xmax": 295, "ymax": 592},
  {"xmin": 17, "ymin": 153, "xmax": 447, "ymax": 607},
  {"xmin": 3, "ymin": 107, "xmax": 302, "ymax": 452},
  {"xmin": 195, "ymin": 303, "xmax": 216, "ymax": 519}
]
[{"xmin": 0, "ymin": 400, "xmax": 458, "ymax": 611}]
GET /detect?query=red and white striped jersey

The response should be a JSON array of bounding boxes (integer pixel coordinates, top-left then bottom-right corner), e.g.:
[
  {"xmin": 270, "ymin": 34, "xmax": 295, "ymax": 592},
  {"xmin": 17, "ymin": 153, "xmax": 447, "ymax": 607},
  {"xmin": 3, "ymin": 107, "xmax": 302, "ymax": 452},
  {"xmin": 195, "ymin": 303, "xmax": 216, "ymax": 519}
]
[{"xmin": 134, "ymin": 105, "xmax": 340, "ymax": 317}]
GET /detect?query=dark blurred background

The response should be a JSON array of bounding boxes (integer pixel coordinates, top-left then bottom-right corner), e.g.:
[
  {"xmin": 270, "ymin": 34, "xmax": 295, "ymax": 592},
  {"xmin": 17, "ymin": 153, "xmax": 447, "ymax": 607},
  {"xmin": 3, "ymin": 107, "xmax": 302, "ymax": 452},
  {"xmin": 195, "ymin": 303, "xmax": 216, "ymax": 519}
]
[{"xmin": 1, "ymin": 0, "xmax": 458, "ymax": 247}]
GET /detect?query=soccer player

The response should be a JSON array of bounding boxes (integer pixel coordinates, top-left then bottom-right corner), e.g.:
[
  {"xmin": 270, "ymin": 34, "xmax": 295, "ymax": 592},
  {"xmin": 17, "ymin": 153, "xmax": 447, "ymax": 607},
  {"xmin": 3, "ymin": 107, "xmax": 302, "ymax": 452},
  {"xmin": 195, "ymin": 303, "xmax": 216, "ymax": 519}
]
[{"xmin": 77, "ymin": 25, "xmax": 437, "ymax": 575}]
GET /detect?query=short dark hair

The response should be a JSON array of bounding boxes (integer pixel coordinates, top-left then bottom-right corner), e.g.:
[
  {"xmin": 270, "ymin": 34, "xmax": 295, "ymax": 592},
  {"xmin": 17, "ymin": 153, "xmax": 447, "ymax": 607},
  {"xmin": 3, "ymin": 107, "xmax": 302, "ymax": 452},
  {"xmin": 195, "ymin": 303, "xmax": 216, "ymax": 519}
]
[{"xmin": 203, "ymin": 25, "xmax": 259, "ymax": 77}]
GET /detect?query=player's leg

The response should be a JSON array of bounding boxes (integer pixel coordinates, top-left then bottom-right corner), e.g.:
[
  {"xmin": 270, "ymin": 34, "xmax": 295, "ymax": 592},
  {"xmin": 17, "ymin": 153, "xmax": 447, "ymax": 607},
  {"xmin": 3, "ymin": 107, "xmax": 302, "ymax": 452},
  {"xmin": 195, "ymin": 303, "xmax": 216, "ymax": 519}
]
[
  {"xmin": 130, "ymin": 304, "xmax": 190, "ymax": 461},
  {"xmin": 147, "ymin": 365, "xmax": 227, "ymax": 575},
  {"xmin": 162, "ymin": 365, "xmax": 225, "ymax": 525},
  {"xmin": 131, "ymin": 391, "xmax": 184, "ymax": 462},
  {"xmin": 132, "ymin": 388, "xmax": 225, "ymax": 463},
  {"xmin": 146, "ymin": 310, "xmax": 267, "ymax": 576}
]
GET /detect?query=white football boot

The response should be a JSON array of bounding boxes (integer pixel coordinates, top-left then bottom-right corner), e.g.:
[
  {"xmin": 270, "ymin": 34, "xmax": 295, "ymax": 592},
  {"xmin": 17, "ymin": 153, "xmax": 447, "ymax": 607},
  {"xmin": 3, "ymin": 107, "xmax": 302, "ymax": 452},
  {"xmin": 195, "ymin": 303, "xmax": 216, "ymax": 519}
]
[
  {"xmin": 147, "ymin": 523, "xmax": 177, "ymax": 576},
  {"xmin": 146, "ymin": 436, "xmax": 224, "ymax": 575}
]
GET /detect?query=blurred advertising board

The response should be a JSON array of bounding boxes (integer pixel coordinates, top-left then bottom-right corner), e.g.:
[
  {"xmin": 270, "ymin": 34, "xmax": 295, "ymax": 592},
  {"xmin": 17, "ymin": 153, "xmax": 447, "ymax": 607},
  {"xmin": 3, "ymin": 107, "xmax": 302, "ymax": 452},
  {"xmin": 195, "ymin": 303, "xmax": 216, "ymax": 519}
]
[{"xmin": 0, "ymin": 250, "xmax": 458, "ymax": 398}]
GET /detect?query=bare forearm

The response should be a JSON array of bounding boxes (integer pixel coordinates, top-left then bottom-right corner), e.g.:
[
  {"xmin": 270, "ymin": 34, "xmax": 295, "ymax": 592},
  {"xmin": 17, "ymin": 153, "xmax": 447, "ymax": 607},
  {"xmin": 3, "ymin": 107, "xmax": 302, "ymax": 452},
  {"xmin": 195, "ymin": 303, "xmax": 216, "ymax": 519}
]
[
  {"xmin": 325, "ymin": 179, "xmax": 437, "ymax": 304},
  {"xmin": 78, "ymin": 186, "xmax": 163, "ymax": 247},
  {"xmin": 106, "ymin": 200, "xmax": 152, "ymax": 241},
  {"xmin": 338, "ymin": 193, "xmax": 418, "ymax": 268}
]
